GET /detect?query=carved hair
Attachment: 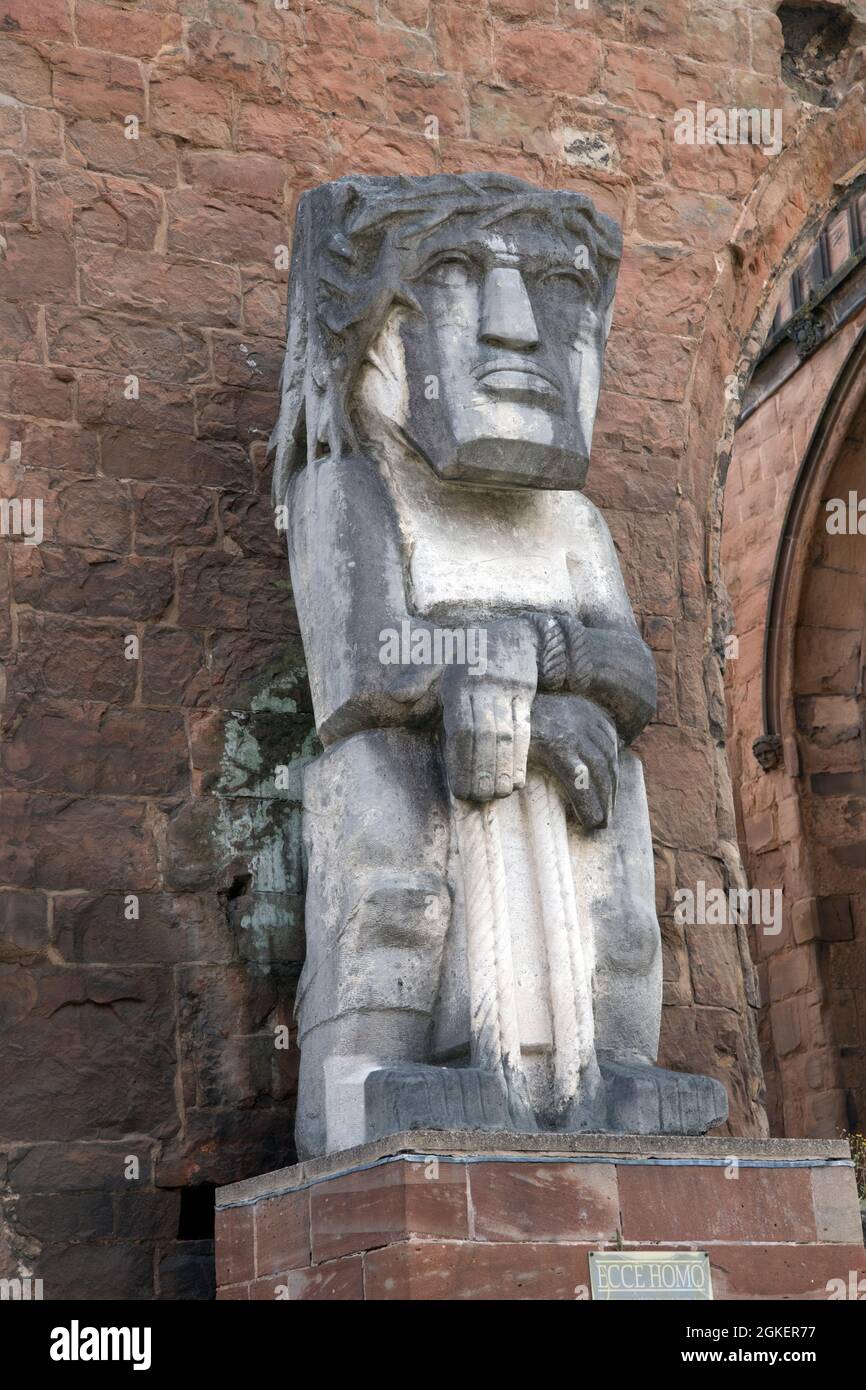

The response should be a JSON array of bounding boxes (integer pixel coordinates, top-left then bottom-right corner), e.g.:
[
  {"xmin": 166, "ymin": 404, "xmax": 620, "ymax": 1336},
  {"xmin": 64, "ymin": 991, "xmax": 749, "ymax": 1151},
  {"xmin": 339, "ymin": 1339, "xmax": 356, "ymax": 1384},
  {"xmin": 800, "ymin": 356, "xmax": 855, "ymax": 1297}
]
[{"xmin": 270, "ymin": 173, "xmax": 623, "ymax": 505}]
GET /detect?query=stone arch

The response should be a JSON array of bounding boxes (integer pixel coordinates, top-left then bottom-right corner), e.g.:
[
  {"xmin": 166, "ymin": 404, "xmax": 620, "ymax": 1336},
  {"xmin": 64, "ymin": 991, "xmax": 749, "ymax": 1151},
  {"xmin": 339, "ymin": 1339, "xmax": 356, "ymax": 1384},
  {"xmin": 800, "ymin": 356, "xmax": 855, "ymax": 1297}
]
[
  {"xmin": 721, "ymin": 118, "xmax": 866, "ymax": 1134},
  {"xmin": 766, "ymin": 323, "xmax": 866, "ymax": 744},
  {"xmin": 686, "ymin": 86, "xmax": 866, "ymax": 864},
  {"xmin": 787, "ymin": 353, "xmax": 866, "ymax": 1132}
]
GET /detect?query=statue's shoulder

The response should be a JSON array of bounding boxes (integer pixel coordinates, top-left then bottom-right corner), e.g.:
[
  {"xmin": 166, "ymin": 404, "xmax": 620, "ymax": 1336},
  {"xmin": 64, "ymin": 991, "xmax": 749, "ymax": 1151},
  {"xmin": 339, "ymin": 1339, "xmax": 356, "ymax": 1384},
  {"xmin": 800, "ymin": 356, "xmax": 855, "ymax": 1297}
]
[{"xmin": 561, "ymin": 488, "xmax": 614, "ymax": 541}]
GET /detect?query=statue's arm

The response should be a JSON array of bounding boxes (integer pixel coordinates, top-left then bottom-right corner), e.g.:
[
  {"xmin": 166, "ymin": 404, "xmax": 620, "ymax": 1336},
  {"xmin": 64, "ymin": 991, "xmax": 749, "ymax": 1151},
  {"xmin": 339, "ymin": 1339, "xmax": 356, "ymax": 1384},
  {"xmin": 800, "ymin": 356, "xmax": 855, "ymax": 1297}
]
[
  {"xmin": 569, "ymin": 623, "xmax": 656, "ymax": 744},
  {"xmin": 286, "ymin": 451, "xmax": 442, "ymax": 743},
  {"xmin": 535, "ymin": 499, "xmax": 656, "ymax": 744}
]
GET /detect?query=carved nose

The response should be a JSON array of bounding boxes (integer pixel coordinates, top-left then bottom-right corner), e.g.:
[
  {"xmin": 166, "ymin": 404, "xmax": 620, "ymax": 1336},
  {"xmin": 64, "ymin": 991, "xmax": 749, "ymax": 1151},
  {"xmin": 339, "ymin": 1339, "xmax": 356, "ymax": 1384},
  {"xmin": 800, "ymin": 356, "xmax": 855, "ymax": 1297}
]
[{"xmin": 480, "ymin": 267, "xmax": 539, "ymax": 351}]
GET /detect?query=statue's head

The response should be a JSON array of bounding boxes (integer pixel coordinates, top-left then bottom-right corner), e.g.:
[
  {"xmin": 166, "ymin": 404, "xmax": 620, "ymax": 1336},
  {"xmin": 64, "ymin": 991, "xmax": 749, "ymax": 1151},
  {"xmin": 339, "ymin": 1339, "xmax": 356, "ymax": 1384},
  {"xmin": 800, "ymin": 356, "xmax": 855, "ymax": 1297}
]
[{"xmin": 271, "ymin": 173, "xmax": 622, "ymax": 500}]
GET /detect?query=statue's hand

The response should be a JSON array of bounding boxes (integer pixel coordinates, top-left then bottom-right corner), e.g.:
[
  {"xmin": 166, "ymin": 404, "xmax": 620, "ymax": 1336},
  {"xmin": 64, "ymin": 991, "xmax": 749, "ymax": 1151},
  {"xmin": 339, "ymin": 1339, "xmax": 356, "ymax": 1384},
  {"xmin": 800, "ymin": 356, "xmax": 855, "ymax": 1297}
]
[
  {"xmin": 529, "ymin": 614, "xmax": 657, "ymax": 745},
  {"xmin": 440, "ymin": 619, "xmax": 537, "ymax": 801},
  {"xmin": 529, "ymin": 693, "xmax": 618, "ymax": 830}
]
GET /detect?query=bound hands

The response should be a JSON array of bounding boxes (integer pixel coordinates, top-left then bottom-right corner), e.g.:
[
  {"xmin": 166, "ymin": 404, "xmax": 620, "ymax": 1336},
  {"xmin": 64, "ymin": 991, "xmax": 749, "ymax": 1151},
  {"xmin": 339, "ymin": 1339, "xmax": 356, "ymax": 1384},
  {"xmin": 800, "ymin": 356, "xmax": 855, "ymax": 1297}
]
[
  {"xmin": 439, "ymin": 618, "xmax": 536, "ymax": 801},
  {"xmin": 529, "ymin": 693, "xmax": 618, "ymax": 830},
  {"xmin": 440, "ymin": 615, "xmax": 619, "ymax": 829}
]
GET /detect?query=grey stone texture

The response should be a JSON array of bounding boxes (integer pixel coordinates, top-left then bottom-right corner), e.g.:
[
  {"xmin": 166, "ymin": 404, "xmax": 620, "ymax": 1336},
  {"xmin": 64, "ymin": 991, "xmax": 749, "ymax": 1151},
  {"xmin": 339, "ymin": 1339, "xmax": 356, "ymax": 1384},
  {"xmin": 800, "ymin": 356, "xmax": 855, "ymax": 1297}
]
[{"xmin": 271, "ymin": 174, "xmax": 728, "ymax": 1158}]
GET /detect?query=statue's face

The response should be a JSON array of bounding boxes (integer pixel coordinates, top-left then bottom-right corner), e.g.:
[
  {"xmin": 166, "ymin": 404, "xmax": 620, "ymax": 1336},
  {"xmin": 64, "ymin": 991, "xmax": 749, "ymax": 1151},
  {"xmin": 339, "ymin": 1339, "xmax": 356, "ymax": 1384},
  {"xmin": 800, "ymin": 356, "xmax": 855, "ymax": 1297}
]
[{"xmin": 358, "ymin": 209, "xmax": 611, "ymax": 489}]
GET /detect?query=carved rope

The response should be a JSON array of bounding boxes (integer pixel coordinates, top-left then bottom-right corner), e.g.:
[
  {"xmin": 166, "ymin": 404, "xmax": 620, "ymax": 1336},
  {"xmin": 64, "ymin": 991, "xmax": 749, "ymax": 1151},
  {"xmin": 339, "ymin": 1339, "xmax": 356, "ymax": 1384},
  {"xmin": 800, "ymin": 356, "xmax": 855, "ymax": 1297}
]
[
  {"xmin": 452, "ymin": 794, "xmax": 530, "ymax": 1113},
  {"xmin": 527, "ymin": 771, "xmax": 594, "ymax": 1113}
]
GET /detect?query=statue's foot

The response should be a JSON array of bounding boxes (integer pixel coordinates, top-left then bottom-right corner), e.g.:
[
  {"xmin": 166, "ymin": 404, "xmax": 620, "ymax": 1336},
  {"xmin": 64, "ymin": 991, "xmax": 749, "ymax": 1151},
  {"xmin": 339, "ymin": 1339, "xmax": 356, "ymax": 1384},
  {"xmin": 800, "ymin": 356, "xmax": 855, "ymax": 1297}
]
[
  {"xmin": 552, "ymin": 1059, "xmax": 608, "ymax": 1133},
  {"xmin": 600, "ymin": 1059, "xmax": 728, "ymax": 1135},
  {"xmin": 364, "ymin": 1063, "xmax": 537, "ymax": 1141}
]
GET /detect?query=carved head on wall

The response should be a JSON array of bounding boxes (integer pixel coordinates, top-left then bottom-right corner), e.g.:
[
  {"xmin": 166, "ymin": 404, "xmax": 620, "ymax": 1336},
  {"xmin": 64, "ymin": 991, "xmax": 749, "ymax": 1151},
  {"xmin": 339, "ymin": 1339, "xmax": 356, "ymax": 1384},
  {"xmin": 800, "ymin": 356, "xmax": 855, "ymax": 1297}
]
[{"xmin": 270, "ymin": 173, "xmax": 622, "ymax": 499}]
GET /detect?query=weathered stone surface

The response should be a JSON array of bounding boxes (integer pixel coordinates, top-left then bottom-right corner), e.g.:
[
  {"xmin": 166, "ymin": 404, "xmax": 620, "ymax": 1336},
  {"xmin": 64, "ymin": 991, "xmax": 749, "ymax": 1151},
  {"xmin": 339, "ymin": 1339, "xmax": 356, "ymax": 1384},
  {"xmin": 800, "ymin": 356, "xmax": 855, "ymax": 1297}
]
[
  {"xmin": 133, "ymin": 483, "xmax": 217, "ymax": 555},
  {"xmin": 67, "ymin": 118, "xmax": 178, "ymax": 187},
  {"xmin": 75, "ymin": 0, "xmax": 182, "ymax": 59},
  {"xmin": 151, "ymin": 74, "xmax": 233, "ymax": 148},
  {"xmin": 79, "ymin": 245, "xmax": 241, "ymax": 329},
  {"xmin": 215, "ymin": 1203, "xmax": 254, "ymax": 1287},
  {"xmin": 157, "ymin": 1242, "xmax": 216, "ymax": 1300},
  {"xmin": 277, "ymin": 173, "xmax": 725, "ymax": 1159},
  {"xmin": 186, "ymin": 20, "xmax": 282, "ymax": 97},
  {"xmin": 0, "ymin": 890, "xmax": 50, "ymax": 964},
  {"xmin": 217, "ymin": 1129, "xmax": 852, "ymax": 1203},
  {"xmin": 0, "ymin": 793, "xmax": 159, "ymax": 890},
  {"xmin": 364, "ymin": 1239, "xmax": 595, "ymax": 1300},
  {"xmin": 9, "ymin": 614, "xmax": 136, "ymax": 706},
  {"xmin": 251, "ymin": 1256, "xmax": 364, "ymax": 1301},
  {"xmin": 14, "ymin": 1192, "xmax": 114, "ymax": 1241},
  {"xmin": 0, "ymin": 965, "xmax": 177, "ymax": 1140},
  {"xmin": 194, "ymin": 384, "xmax": 275, "ymax": 443},
  {"xmin": 36, "ymin": 1241, "xmax": 155, "ymax": 1300},
  {"xmin": 53, "ymin": 891, "xmax": 230, "ymax": 967},
  {"xmin": 47, "ymin": 307, "xmax": 209, "ymax": 383},
  {"xmin": 50, "ymin": 45, "xmax": 146, "ymax": 121},
  {"xmin": 175, "ymin": 961, "xmax": 295, "ymax": 1109},
  {"xmin": 309, "ymin": 1160, "xmax": 469, "ymax": 1261},
  {"xmin": 255, "ymin": 1190, "xmax": 310, "ymax": 1275},
  {"xmin": 2, "ymin": 704, "xmax": 189, "ymax": 796},
  {"xmin": 157, "ymin": 1105, "xmax": 297, "ymax": 1190},
  {"xmin": 115, "ymin": 1191, "xmax": 181, "ymax": 1241},
  {"xmin": 0, "ymin": 363, "xmax": 73, "ymax": 420},
  {"xmin": 685, "ymin": 925, "xmax": 743, "ymax": 1010},
  {"xmin": 710, "ymin": 1244, "xmax": 866, "ymax": 1300},
  {"xmin": 176, "ymin": 550, "xmax": 291, "ymax": 633},
  {"xmin": 140, "ymin": 627, "xmax": 208, "ymax": 706},
  {"xmin": 0, "ymin": 0, "xmax": 73, "ymax": 41},
  {"xmin": 217, "ymin": 1137, "xmax": 862, "ymax": 1300},
  {"xmin": 0, "ymin": 36, "xmax": 51, "ymax": 105},
  {"xmin": 12, "ymin": 0, "xmax": 865, "ymax": 1299},
  {"xmin": 725, "ymin": 303, "xmax": 866, "ymax": 1135},
  {"xmin": 12, "ymin": 546, "xmax": 174, "ymax": 621},
  {"xmin": 470, "ymin": 1161, "xmax": 618, "ymax": 1243},
  {"xmin": 619, "ymin": 1163, "xmax": 817, "ymax": 1243},
  {"xmin": 7, "ymin": 1141, "xmax": 155, "ymax": 1193},
  {"xmin": 101, "ymin": 428, "xmax": 250, "ymax": 488},
  {"xmin": 35, "ymin": 163, "xmax": 163, "ymax": 251},
  {"xmin": 166, "ymin": 189, "xmax": 285, "ymax": 266},
  {"xmin": 212, "ymin": 337, "xmax": 283, "ymax": 398},
  {"xmin": 0, "ymin": 228, "xmax": 75, "ymax": 304}
]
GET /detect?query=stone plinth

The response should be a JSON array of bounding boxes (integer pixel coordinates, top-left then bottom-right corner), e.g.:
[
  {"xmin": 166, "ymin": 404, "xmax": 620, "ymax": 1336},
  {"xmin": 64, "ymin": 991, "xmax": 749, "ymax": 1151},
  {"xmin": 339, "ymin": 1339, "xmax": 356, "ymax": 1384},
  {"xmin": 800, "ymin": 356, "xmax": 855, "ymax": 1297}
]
[{"xmin": 215, "ymin": 1131, "xmax": 865, "ymax": 1301}]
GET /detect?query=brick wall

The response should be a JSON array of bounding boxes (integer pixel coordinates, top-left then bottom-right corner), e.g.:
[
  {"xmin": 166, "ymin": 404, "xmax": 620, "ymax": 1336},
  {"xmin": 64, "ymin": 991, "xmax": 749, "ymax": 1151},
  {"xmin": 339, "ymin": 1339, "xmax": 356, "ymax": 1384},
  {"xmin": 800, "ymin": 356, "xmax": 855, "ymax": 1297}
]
[
  {"xmin": 725, "ymin": 303, "xmax": 866, "ymax": 1138},
  {"xmin": 2, "ymin": 0, "xmax": 866, "ymax": 1299},
  {"xmin": 214, "ymin": 1138, "xmax": 865, "ymax": 1300}
]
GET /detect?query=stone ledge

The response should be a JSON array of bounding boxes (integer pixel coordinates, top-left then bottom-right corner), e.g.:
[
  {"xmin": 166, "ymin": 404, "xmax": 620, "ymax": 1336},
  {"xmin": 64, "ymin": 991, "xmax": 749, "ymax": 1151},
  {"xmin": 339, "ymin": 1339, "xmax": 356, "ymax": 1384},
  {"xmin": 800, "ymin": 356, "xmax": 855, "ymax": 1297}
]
[{"xmin": 216, "ymin": 1129, "xmax": 853, "ymax": 1208}]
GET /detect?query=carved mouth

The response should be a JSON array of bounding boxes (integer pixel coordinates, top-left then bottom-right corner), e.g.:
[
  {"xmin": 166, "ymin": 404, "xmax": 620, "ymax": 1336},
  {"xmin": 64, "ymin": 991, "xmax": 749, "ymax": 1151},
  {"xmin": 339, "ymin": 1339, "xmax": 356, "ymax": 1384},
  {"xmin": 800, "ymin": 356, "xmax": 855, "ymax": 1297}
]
[{"xmin": 472, "ymin": 360, "xmax": 563, "ymax": 404}]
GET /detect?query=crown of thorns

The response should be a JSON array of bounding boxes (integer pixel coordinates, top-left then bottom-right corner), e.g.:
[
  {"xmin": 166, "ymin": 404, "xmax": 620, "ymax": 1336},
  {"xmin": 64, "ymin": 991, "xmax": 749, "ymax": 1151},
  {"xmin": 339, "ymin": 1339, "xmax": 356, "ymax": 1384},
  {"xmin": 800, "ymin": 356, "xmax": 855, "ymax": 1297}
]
[{"xmin": 270, "ymin": 173, "xmax": 623, "ymax": 504}]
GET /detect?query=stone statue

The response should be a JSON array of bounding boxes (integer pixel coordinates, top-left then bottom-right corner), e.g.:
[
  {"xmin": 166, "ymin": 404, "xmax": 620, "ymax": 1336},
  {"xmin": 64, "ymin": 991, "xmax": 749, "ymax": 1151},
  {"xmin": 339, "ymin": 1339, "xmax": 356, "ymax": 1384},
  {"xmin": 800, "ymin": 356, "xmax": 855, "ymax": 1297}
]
[{"xmin": 270, "ymin": 173, "xmax": 728, "ymax": 1158}]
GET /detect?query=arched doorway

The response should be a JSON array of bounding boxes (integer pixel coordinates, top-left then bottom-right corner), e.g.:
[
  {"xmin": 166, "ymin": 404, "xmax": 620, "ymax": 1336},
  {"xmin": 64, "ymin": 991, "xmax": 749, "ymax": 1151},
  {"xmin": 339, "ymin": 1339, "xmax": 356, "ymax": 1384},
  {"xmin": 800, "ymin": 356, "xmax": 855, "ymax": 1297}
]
[{"xmin": 724, "ymin": 201, "xmax": 866, "ymax": 1136}]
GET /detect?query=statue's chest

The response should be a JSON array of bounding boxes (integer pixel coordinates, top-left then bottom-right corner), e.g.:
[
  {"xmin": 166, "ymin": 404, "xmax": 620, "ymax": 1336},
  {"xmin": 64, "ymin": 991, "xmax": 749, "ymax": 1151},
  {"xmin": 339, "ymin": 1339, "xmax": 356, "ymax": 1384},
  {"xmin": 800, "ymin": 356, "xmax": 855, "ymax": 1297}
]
[{"xmin": 387, "ymin": 458, "xmax": 581, "ymax": 620}]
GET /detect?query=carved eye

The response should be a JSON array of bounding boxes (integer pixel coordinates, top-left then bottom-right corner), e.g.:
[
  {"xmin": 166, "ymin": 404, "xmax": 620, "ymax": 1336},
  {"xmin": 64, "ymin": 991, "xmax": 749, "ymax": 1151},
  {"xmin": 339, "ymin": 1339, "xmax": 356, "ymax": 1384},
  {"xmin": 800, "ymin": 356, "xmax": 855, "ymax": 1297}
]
[
  {"xmin": 538, "ymin": 268, "xmax": 585, "ymax": 291},
  {"xmin": 536, "ymin": 269, "xmax": 594, "ymax": 327},
  {"xmin": 419, "ymin": 252, "xmax": 474, "ymax": 288}
]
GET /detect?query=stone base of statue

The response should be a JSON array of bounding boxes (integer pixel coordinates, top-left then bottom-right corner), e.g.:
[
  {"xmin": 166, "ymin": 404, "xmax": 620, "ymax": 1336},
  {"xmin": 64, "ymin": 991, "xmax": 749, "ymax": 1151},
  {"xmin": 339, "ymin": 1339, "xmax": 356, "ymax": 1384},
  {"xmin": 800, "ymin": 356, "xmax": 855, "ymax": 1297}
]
[{"xmin": 215, "ymin": 1131, "xmax": 864, "ymax": 1301}]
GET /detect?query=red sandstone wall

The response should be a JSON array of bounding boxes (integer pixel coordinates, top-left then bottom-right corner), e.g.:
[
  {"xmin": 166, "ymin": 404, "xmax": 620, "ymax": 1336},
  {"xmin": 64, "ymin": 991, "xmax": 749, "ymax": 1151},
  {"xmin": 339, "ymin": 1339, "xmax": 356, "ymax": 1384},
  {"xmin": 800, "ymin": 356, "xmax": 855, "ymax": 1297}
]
[
  {"xmin": 3, "ymin": 0, "xmax": 866, "ymax": 1299},
  {"xmin": 725, "ymin": 306, "xmax": 866, "ymax": 1137},
  {"xmin": 214, "ymin": 1146, "xmax": 866, "ymax": 1301}
]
